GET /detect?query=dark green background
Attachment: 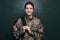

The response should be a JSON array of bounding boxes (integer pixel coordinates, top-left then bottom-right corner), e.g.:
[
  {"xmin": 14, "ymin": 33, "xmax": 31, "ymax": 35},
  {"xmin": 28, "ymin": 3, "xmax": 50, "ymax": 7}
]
[{"xmin": 0, "ymin": 0, "xmax": 60, "ymax": 40}]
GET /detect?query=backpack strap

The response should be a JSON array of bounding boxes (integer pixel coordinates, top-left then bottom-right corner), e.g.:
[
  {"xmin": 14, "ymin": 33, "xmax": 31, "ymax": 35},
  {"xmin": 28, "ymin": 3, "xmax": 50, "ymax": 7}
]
[
  {"xmin": 21, "ymin": 17, "xmax": 36, "ymax": 40},
  {"xmin": 21, "ymin": 17, "xmax": 27, "ymax": 26}
]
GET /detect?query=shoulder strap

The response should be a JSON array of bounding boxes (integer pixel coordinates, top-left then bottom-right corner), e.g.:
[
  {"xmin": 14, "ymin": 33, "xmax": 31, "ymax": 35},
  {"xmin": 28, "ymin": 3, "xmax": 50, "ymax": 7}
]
[{"xmin": 21, "ymin": 17, "xmax": 27, "ymax": 26}]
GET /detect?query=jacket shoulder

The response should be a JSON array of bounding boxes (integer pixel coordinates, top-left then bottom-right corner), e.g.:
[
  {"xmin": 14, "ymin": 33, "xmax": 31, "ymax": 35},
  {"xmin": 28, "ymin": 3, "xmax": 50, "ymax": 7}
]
[
  {"xmin": 34, "ymin": 17, "xmax": 40, "ymax": 22},
  {"xmin": 17, "ymin": 18, "xmax": 21, "ymax": 22}
]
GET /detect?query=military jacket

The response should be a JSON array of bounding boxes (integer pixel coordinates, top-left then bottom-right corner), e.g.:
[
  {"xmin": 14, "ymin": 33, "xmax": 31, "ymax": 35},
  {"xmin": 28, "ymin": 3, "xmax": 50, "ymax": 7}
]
[{"xmin": 13, "ymin": 16, "xmax": 44, "ymax": 40}]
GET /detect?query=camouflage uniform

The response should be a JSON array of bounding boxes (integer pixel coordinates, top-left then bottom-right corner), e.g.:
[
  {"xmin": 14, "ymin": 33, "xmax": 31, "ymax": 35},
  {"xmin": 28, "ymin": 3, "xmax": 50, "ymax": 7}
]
[{"xmin": 13, "ymin": 16, "xmax": 44, "ymax": 40}]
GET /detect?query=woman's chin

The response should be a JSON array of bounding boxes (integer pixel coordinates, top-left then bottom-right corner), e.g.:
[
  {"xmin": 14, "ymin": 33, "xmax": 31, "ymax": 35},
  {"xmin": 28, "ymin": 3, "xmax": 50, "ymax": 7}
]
[
  {"xmin": 26, "ymin": 13, "xmax": 31, "ymax": 16},
  {"xmin": 27, "ymin": 14, "xmax": 31, "ymax": 16}
]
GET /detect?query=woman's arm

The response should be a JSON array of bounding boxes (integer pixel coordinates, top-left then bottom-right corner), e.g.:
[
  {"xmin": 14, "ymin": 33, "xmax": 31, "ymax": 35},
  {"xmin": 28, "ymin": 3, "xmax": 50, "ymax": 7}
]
[
  {"xmin": 28, "ymin": 19, "xmax": 44, "ymax": 40},
  {"xmin": 13, "ymin": 18, "xmax": 25, "ymax": 39},
  {"xmin": 37, "ymin": 20, "xmax": 44, "ymax": 40}
]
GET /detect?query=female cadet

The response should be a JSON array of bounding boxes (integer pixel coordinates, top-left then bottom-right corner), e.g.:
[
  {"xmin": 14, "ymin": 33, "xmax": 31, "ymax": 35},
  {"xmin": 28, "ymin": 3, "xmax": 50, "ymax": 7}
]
[{"xmin": 13, "ymin": 1, "xmax": 44, "ymax": 40}]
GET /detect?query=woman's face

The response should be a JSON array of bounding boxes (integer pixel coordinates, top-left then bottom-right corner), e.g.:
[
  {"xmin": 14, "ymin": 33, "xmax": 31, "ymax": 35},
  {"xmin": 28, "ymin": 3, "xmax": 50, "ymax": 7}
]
[{"xmin": 25, "ymin": 4, "xmax": 34, "ymax": 16}]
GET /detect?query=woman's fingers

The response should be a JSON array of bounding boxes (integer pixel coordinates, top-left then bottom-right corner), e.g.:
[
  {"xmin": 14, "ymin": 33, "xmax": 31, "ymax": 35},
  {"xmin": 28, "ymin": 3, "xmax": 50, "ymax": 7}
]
[{"xmin": 22, "ymin": 26, "xmax": 31, "ymax": 33}]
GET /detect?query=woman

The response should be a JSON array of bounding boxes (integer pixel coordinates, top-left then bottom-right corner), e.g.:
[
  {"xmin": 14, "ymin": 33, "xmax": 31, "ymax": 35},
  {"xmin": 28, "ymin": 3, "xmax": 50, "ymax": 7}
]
[{"xmin": 13, "ymin": 1, "xmax": 44, "ymax": 40}]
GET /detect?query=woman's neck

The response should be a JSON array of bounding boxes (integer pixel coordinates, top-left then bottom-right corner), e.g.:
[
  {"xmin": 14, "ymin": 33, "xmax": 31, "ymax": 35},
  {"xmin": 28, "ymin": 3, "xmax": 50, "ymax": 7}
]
[{"xmin": 26, "ymin": 15, "xmax": 33, "ymax": 18}]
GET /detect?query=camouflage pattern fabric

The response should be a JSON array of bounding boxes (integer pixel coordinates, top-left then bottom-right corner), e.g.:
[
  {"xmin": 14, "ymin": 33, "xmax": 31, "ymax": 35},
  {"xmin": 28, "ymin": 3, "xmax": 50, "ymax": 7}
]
[{"xmin": 13, "ymin": 16, "xmax": 44, "ymax": 40}]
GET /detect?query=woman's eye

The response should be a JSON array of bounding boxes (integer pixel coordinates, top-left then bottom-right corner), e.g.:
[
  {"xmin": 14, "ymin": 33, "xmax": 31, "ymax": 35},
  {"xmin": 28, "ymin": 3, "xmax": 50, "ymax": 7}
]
[
  {"xmin": 26, "ymin": 8, "xmax": 28, "ymax": 9},
  {"xmin": 30, "ymin": 8, "xmax": 33, "ymax": 9}
]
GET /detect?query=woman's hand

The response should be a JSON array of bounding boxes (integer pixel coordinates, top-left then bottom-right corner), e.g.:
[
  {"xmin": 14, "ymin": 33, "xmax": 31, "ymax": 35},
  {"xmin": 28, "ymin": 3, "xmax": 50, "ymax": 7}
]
[{"xmin": 22, "ymin": 26, "xmax": 31, "ymax": 33}]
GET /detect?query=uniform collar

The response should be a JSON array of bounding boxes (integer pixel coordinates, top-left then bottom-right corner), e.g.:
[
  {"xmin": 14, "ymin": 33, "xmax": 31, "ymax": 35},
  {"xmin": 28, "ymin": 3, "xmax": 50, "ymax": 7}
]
[{"xmin": 25, "ymin": 16, "xmax": 34, "ymax": 21}]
